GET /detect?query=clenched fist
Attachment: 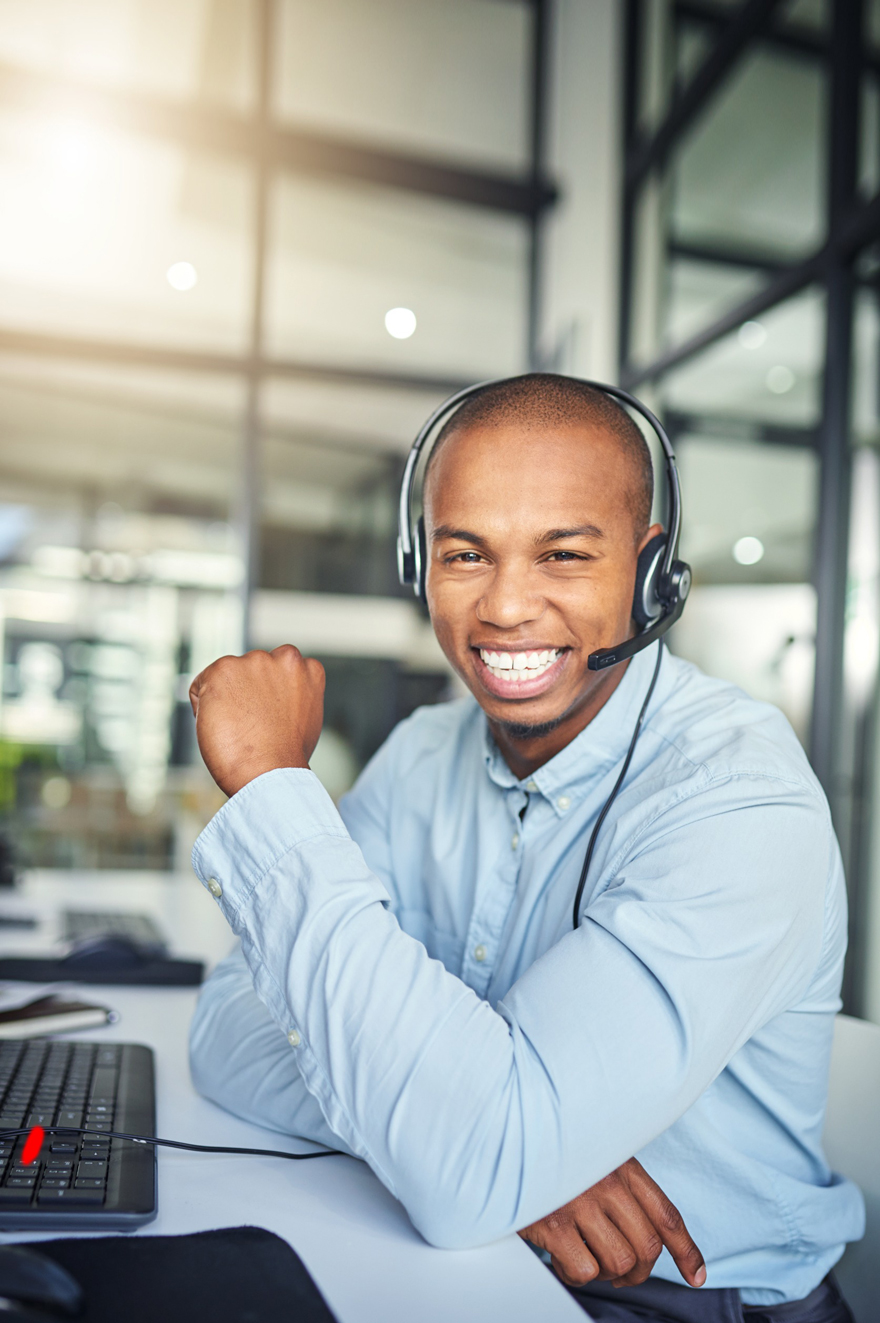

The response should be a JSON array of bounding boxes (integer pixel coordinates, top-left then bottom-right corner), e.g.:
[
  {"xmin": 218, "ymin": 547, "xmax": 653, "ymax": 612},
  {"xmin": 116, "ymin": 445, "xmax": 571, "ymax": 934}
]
[{"xmin": 189, "ymin": 645, "xmax": 325, "ymax": 798}]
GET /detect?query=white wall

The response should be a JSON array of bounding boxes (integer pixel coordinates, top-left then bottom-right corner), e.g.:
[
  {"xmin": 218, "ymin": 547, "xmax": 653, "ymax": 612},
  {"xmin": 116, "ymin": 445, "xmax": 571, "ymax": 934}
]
[{"xmin": 539, "ymin": 0, "xmax": 623, "ymax": 382}]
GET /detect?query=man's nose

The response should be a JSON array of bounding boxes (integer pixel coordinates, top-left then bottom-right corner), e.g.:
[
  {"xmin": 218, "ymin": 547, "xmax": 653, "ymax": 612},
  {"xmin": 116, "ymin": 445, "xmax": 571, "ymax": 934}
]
[{"xmin": 475, "ymin": 561, "xmax": 545, "ymax": 629}]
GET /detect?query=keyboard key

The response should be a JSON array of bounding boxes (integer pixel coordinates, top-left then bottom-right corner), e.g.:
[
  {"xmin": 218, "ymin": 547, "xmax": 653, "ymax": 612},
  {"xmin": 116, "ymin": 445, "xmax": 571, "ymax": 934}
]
[
  {"xmin": 49, "ymin": 1142, "xmax": 77, "ymax": 1154},
  {"xmin": 39, "ymin": 1178, "xmax": 69, "ymax": 1189},
  {"xmin": 77, "ymin": 1162, "xmax": 107, "ymax": 1178},
  {"xmin": 0, "ymin": 1188, "xmax": 32, "ymax": 1204},
  {"xmin": 25, "ymin": 1112, "xmax": 53, "ymax": 1128},
  {"xmin": 74, "ymin": 1179, "xmax": 104, "ymax": 1189},
  {"xmin": 37, "ymin": 1188, "xmax": 104, "ymax": 1205},
  {"xmin": 57, "ymin": 1111, "xmax": 82, "ymax": 1128},
  {"xmin": 6, "ymin": 1179, "xmax": 36, "ymax": 1188},
  {"xmin": 0, "ymin": 1115, "xmax": 24, "ymax": 1129}
]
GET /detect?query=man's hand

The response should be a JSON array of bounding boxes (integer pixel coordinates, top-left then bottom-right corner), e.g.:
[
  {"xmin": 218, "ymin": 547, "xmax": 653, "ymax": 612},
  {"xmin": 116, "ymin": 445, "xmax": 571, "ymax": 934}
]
[
  {"xmin": 518, "ymin": 1158, "xmax": 705, "ymax": 1291},
  {"xmin": 189, "ymin": 645, "xmax": 325, "ymax": 798}
]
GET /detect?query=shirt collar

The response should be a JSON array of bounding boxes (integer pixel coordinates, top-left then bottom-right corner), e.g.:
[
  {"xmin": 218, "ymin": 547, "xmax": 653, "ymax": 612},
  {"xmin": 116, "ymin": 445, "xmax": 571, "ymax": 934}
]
[{"xmin": 481, "ymin": 641, "xmax": 665, "ymax": 813}]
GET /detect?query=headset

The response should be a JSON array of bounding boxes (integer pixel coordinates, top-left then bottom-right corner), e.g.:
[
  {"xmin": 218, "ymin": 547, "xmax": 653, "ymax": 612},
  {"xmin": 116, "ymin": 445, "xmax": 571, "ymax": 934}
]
[
  {"xmin": 397, "ymin": 375, "xmax": 692, "ymax": 669},
  {"xmin": 397, "ymin": 374, "xmax": 693, "ymax": 928}
]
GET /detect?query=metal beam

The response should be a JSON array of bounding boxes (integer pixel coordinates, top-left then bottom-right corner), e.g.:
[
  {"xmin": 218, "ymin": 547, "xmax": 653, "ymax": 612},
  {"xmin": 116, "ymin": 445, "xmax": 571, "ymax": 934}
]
[
  {"xmin": 618, "ymin": 0, "xmax": 642, "ymax": 371},
  {"xmin": 527, "ymin": 0, "xmax": 550, "ymax": 367},
  {"xmin": 0, "ymin": 60, "xmax": 557, "ymax": 218},
  {"xmin": 677, "ymin": 0, "xmax": 880, "ymax": 78},
  {"xmin": 813, "ymin": 0, "xmax": 863, "ymax": 1013},
  {"xmin": 622, "ymin": 182, "xmax": 880, "ymax": 390},
  {"xmin": 0, "ymin": 327, "xmax": 468, "ymax": 396},
  {"xmin": 236, "ymin": 0, "xmax": 272, "ymax": 649},
  {"xmin": 663, "ymin": 409, "xmax": 818, "ymax": 449},
  {"xmin": 667, "ymin": 237, "xmax": 792, "ymax": 275},
  {"xmin": 625, "ymin": 0, "xmax": 787, "ymax": 193}
]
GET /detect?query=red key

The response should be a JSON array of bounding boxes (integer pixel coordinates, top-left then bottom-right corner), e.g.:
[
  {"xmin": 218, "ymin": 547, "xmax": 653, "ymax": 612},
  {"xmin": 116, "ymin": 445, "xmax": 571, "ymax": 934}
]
[{"xmin": 21, "ymin": 1126, "xmax": 44, "ymax": 1166}]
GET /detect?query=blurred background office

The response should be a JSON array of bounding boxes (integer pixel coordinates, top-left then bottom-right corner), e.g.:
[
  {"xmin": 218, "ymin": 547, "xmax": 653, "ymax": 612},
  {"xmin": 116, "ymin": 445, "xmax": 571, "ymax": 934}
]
[{"xmin": 1, "ymin": 0, "xmax": 880, "ymax": 1015}]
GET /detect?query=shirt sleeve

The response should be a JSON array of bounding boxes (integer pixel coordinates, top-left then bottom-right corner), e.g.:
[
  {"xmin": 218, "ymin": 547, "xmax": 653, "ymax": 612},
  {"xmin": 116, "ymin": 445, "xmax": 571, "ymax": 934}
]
[
  {"xmin": 189, "ymin": 944, "xmax": 354, "ymax": 1154},
  {"xmin": 191, "ymin": 765, "xmax": 831, "ymax": 1250}
]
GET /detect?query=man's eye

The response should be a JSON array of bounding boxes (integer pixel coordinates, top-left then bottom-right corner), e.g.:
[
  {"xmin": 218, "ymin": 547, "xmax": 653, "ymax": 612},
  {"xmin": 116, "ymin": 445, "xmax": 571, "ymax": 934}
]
[
  {"xmin": 447, "ymin": 551, "xmax": 482, "ymax": 563},
  {"xmin": 547, "ymin": 551, "xmax": 581, "ymax": 561}
]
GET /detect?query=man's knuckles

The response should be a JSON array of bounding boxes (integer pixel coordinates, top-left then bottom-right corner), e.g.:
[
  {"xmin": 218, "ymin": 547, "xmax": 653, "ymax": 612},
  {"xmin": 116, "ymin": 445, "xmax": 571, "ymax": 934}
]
[
  {"xmin": 602, "ymin": 1247, "xmax": 637, "ymax": 1279},
  {"xmin": 559, "ymin": 1262, "xmax": 598, "ymax": 1288},
  {"xmin": 656, "ymin": 1198, "xmax": 685, "ymax": 1238}
]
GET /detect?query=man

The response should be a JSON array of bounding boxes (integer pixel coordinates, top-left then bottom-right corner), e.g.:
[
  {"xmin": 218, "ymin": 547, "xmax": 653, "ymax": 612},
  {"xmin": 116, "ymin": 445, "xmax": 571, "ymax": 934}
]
[{"xmin": 188, "ymin": 375, "xmax": 863, "ymax": 1322}]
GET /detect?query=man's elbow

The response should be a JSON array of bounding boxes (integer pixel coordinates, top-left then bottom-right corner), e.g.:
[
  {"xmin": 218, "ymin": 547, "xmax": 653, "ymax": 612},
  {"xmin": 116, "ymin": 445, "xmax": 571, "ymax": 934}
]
[{"xmin": 406, "ymin": 1188, "xmax": 517, "ymax": 1252}]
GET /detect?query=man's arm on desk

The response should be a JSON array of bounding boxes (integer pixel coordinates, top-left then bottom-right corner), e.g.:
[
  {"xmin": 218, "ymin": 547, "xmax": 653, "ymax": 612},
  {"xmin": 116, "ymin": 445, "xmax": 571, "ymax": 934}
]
[
  {"xmin": 192, "ymin": 953, "xmax": 703, "ymax": 1288},
  {"xmin": 190, "ymin": 945, "xmax": 354, "ymax": 1155},
  {"xmin": 189, "ymin": 762, "xmax": 828, "ymax": 1252}
]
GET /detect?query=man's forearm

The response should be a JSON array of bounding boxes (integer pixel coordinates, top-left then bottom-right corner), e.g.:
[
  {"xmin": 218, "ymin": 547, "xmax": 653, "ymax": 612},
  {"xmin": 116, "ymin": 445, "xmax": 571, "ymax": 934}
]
[{"xmin": 189, "ymin": 945, "xmax": 354, "ymax": 1155}]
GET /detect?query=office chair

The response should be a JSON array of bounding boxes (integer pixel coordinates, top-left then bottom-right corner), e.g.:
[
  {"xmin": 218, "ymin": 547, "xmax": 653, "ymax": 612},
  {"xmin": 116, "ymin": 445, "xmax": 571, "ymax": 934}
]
[{"xmin": 823, "ymin": 1014, "xmax": 880, "ymax": 1323}]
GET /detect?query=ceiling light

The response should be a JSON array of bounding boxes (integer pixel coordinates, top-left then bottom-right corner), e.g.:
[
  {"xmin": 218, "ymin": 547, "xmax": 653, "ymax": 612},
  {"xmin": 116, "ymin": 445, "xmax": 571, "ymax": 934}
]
[
  {"xmin": 738, "ymin": 320, "xmax": 767, "ymax": 349},
  {"xmin": 766, "ymin": 365, "xmax": 795, "ymax": 394},
  {"xmin": 49, "ymin": 120, "xmax": 99, "ymax": 175},
  {"xmin": 732, "ymin": 536, "xmax": 765, "ymax": 565},
  {"xmin": 385, "ymin": 307, "xmax": 417, "ymax": 339},
  {"xmin": 167, "ymin": 261, "xmax": 198, "ymax": 292}
]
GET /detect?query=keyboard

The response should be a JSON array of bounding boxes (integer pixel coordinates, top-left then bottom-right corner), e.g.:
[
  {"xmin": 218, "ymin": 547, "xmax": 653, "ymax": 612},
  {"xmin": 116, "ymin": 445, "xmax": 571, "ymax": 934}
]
[
  {"xmin": 0, "ymin": 1039, "xmax": 157, "ymax": 1228},
  {"xmin": 62, "ymin": 910, "xmax": 167, "ymax": 952}
]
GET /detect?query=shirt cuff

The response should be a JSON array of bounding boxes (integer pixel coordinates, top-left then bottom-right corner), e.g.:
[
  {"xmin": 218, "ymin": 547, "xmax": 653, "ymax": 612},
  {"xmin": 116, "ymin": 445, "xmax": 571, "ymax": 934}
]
[{"xmin": 191, "ymin": 767, "xmax": 349, "ymax": 920}]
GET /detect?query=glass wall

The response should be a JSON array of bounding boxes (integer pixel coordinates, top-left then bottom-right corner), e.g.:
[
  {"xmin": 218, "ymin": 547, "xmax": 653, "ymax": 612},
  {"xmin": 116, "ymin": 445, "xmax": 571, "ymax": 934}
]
[
  {"xmin": 0, "ymin": 0, "xmax": 543, "ymax": 876},
  {"xmin": 622, "ymin": 0, "xmax": 880, "ymax": 1015}
]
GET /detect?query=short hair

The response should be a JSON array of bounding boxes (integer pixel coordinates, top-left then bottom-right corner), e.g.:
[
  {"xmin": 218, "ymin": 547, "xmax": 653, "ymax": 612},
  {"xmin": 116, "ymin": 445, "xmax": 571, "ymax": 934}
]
[{"xmin": 424, "ymin": 373, "xmax": 654, "ymax": 539}]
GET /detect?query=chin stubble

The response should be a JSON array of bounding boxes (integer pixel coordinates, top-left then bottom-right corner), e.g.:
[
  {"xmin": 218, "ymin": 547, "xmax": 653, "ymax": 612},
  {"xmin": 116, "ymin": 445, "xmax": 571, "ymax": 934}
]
[{"xmin": 496, "ymin": 714, "xmax": 567, "ymax": 742}]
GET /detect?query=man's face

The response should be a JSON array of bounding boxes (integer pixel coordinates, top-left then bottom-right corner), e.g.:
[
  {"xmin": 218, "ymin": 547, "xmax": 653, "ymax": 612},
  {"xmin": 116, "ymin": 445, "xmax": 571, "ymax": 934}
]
[{"xmin": 424, "ymin": 420, "xmax": 659, "ymax": 761}]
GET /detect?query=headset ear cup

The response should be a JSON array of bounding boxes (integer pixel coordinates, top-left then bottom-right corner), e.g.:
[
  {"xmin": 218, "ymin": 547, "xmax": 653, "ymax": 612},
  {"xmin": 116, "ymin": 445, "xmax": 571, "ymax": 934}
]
[
  {"xmin": 416, "ymin": 516, "xmax": 428, "ymax": 604},
  {"xmin": 632, "ymin": 532, "xmax": 667, "ymax": 628}
]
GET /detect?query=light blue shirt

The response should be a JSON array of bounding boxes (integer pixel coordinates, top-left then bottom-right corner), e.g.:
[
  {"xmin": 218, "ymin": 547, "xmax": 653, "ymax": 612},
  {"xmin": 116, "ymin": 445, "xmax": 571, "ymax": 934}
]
[{"xmin": 189, "ymin": 642, "xmax": 864, "ymax": 1306}]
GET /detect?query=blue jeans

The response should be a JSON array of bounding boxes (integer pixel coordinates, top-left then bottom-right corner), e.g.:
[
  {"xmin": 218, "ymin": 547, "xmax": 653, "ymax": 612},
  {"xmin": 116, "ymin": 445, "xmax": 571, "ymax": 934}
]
[{"xmin": 567, "ymin": 1274, "xmax": 854, "ymax": 1323}]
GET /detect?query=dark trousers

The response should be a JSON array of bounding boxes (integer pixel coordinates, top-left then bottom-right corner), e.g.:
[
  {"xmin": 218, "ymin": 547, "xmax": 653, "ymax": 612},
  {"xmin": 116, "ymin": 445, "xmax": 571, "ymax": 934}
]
[{"xmin": 567, "ymin": 1273, "xmax": 854, "ymax": 1323}]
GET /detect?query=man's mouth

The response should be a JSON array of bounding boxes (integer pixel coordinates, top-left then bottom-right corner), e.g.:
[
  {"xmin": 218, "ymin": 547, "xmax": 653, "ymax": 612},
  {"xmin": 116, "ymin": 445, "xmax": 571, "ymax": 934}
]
[
  {"xmin": 478, "ymin": 647, "xmax": 563, "ymax": 681},
  {"xmin": 472, "ymin": 646, "xmax": 569, "ymax": 700}
]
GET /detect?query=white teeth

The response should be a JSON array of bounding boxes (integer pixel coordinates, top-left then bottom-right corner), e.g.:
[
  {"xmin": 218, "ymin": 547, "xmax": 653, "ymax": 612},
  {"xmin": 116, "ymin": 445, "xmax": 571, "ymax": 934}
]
[{"xmin": 478, "ymin": 648, "xmax": 562, "ymax": 682}]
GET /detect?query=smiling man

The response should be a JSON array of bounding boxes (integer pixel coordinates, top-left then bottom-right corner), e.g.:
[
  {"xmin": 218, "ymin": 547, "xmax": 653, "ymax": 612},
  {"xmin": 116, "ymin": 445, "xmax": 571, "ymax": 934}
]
[{"xmin": 188, "ymin": 375, "xmax": 862, "ymax": 1323}]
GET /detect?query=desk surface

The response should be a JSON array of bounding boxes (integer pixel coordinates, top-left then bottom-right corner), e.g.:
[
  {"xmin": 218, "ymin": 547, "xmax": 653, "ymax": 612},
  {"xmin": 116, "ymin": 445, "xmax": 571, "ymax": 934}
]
[{"xmin": 0, "ymin": 872, "xmax": 586, "ymax": 1323}]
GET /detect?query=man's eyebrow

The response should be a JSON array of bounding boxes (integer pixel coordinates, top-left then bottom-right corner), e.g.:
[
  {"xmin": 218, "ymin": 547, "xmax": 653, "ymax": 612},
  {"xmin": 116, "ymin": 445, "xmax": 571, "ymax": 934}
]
[
  {"xmin": 538, "ymin": 524, "xmax": 605, "ymax": 542},
  {"xmin": 431, "ymin": 525, "xmax": 487, "ymax": 546}
]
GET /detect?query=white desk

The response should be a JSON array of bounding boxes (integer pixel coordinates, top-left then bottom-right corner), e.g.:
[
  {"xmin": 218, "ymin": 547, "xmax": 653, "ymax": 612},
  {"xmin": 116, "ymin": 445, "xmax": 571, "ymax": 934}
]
[{"xmin": 0, "ymin": 872, "xmax": 587, "ymax": 1323}]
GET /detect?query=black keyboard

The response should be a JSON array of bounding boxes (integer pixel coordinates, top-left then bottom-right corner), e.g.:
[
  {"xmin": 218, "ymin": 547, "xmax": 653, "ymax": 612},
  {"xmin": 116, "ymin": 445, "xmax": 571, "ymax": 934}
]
[
  {"xmin": 0, "ymin": 1039, "xmax": 156, "ymax": 1228},
  {"xmin": 62, "ymin": 911, "xmax": 167, "ymax": 952}
]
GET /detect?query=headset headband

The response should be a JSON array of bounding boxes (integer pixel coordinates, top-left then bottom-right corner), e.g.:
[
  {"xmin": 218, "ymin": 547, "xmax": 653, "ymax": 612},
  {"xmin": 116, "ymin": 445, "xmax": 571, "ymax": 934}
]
[{"xmin": 397, "ymin": 375, "xmax": 691, "ymax": 669}]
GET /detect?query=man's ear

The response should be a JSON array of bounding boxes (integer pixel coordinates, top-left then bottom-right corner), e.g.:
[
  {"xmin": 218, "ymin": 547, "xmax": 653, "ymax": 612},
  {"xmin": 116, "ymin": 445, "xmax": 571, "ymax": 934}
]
[{"xmin": 632, "ymin": 529, "xmax": 667, "ymax": 628}]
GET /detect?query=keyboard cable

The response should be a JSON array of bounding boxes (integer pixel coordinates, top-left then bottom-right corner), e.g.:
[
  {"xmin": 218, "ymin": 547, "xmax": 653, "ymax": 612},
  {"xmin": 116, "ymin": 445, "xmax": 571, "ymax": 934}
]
[{"xmin": 0, "ymin": 1126, "xmax": 342, "ymax": 1161}]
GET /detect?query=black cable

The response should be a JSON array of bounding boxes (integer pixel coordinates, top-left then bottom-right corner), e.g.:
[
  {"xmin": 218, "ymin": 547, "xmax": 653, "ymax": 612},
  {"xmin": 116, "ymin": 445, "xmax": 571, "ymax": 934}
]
[
  {"xmin": 571, "ymin": 641, "xmax": 665, "ymax": 930},
  {"xmin": 0, "ymin": 1126, "xmax": 342, "ymax": 1161}
]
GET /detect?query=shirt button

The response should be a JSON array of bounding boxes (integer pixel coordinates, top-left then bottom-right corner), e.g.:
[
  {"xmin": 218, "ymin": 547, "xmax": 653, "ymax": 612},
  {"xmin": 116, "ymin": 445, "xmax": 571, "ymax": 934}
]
[
  {"xmin": 206, "ymin": 877, "xmax": 223, "ymax": 898},
  {"xmin": 287, "ymin": 1030, "xmax": 301, "ymax": 1048},
  {"xmin": 525, "ymin": 780, "xmax": 538, "ymax": 792},
  {"xmin": 557, "ymin": 795, "xmax": 571, "ymax": 811},
  {"xmin": 474, "ymin": 944, "xmax": 487, "ymax": 963},
  {"xmin": 511, "ymin": 832, "xmax": 520, "ymax": 850}
]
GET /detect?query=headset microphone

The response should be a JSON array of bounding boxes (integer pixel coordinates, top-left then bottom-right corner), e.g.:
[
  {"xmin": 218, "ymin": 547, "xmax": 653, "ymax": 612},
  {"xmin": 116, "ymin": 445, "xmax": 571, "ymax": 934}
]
[{"xmin": 397, "ymin": 374, "xmax": 691, "ymax": 666}]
